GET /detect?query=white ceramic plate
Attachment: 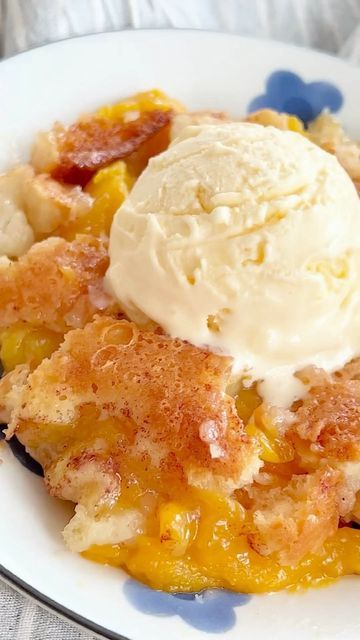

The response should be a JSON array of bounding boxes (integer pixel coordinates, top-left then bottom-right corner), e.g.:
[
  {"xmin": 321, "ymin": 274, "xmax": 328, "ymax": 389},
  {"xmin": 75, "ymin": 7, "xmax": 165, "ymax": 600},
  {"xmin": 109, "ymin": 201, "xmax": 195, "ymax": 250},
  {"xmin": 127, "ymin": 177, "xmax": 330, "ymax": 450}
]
[{"xmin": 0, "ymin": 29, "xmax": 360, "ymax": 640}]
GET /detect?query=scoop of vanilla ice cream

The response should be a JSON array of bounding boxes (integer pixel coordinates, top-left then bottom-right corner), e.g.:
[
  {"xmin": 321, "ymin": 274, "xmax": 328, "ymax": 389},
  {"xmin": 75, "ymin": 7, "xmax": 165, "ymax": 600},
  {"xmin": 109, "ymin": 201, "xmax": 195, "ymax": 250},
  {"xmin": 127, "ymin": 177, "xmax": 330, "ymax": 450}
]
[{"xmin": 106, "ymin": 122, "xmax": 360, "ymax": 407}]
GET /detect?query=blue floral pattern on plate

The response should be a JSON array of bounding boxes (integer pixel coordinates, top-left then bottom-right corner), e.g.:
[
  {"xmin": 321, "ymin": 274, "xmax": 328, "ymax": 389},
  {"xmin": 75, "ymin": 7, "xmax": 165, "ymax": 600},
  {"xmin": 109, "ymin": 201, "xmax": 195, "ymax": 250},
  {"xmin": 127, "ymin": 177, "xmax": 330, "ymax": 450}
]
[
  {"xmin": 247, "ymin": 70, "xmax": 343, "ymax": 124},
  {"xmin": 123, "ymin": 580, "xmax": 250, "ymax": 633}
]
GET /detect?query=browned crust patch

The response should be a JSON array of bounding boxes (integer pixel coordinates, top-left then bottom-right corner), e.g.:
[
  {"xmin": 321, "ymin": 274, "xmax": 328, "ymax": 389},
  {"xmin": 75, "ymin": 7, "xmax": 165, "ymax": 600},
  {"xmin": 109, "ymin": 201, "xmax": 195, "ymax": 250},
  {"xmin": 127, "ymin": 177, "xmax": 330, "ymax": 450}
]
[
  {"xmin": 290, "ymin": 377, "xmax": 360, "ymax": 462},
  {"xmin": 0, "ymin": 236, "xmax": 113, "ymax": 333},
  {"xmin": 12, "ymin": 317, "xmax": 259, "ymax": 493},
  {"xmin": 248, "ymin": 467, "xmax": 341, "ymax": 565},
  {"xmin": 51, "ymin": 110, "xmax": 172, "ymax": 185}
]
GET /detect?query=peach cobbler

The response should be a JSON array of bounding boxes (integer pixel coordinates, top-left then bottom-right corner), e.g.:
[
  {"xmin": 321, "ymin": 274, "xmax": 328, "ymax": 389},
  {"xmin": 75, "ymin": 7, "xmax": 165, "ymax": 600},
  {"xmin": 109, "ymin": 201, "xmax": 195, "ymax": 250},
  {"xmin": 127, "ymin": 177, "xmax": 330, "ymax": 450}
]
[{"xmin": 1, "ymin": 89, "xmax": 360, "ymax": 594}]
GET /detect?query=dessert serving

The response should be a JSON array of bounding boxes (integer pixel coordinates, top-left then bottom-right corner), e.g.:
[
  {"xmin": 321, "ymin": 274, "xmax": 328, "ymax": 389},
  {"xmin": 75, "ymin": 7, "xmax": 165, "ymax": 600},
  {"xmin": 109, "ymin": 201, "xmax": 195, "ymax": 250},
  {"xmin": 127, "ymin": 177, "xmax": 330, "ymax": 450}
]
[{"xmin": 0, "ymin": 88, "xmax": 360, "ymax": 595}]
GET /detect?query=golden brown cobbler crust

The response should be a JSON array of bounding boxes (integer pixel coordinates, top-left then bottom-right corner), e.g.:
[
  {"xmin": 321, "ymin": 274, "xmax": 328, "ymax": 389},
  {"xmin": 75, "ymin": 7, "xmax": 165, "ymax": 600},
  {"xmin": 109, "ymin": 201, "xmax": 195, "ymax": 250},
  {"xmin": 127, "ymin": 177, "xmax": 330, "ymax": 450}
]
[
  {"xmin": 0, "ymin": 235, "xmax": 113, "ymax": 333},
  {"xmin": 11, "ymin": 317, "xmax": 260, "ymax": 494},
  {"xmin": 288, "ymin": 362, "xmax": 360, "ymax": 463},
  {"xmin": 248, "ymin": 467, "xmax": 341, "ymax": 565}
]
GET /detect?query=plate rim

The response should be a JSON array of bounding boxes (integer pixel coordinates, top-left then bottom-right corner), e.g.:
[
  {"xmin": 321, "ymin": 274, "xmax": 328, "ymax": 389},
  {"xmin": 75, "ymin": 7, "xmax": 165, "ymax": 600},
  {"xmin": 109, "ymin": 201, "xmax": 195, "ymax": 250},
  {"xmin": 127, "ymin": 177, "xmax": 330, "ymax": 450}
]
[
  {"xmin": 0, "ymin": 563, "xmax": 130, "ymax": 640},
  {"xmin": 0, "ymin": 26, "xmax": 359, "ymax": 639},
  {"xmin": 2, "ymin": 26, "xmax": 360, "ymax": 74}
]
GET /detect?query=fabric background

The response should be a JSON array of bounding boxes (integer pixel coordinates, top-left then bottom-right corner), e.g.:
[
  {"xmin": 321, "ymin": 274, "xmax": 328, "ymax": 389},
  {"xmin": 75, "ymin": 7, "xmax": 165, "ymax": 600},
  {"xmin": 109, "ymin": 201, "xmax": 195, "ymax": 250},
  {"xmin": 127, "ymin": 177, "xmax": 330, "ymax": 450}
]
[{"xmin": 0, "ymin": 0, "xmax": 359, "ymax": 638}]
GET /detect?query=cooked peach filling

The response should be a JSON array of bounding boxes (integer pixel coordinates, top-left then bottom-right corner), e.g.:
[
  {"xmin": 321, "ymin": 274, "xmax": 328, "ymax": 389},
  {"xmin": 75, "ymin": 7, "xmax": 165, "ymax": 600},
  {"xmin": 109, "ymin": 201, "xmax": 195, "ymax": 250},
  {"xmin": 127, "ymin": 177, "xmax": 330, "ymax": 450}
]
[
  {"xmin": 84, "ymin": 508, "xmax": 360, "ymax": 593},
  {"xmin": 9, "ymin": 343, "xmax": 360, "ymax": 593},
  {"xmin": 57, "ymin": 161, "xmax": 134, "ymax": 239},
  {"xmin": 16, "ymin": 406, "xmax": 360, "ymax": 594},
  {"xmin": 0, "ymin": 323, "xmax": 62, "ymax": 372},
  {"xmin": 80, "ymin": 389, "xmax": 359, "ymax": 594}
]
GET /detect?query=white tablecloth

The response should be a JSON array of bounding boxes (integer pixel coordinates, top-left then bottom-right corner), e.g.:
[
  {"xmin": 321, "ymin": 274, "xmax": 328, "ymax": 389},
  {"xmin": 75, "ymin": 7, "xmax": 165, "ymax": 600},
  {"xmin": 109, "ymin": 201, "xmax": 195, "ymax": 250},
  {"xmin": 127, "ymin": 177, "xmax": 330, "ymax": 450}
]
[{"xmin": 0, "ymin": 1, "xmax": 359, "ymax": 638}]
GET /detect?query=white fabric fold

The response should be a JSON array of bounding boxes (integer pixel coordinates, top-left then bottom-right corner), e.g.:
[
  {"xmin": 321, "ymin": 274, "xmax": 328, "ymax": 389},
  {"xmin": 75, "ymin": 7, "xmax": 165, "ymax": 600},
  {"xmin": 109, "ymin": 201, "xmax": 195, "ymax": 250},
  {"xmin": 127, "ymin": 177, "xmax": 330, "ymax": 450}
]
[{"xmin": 1, "ymin": 0, "xmax": 360, "ymax": 58}]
